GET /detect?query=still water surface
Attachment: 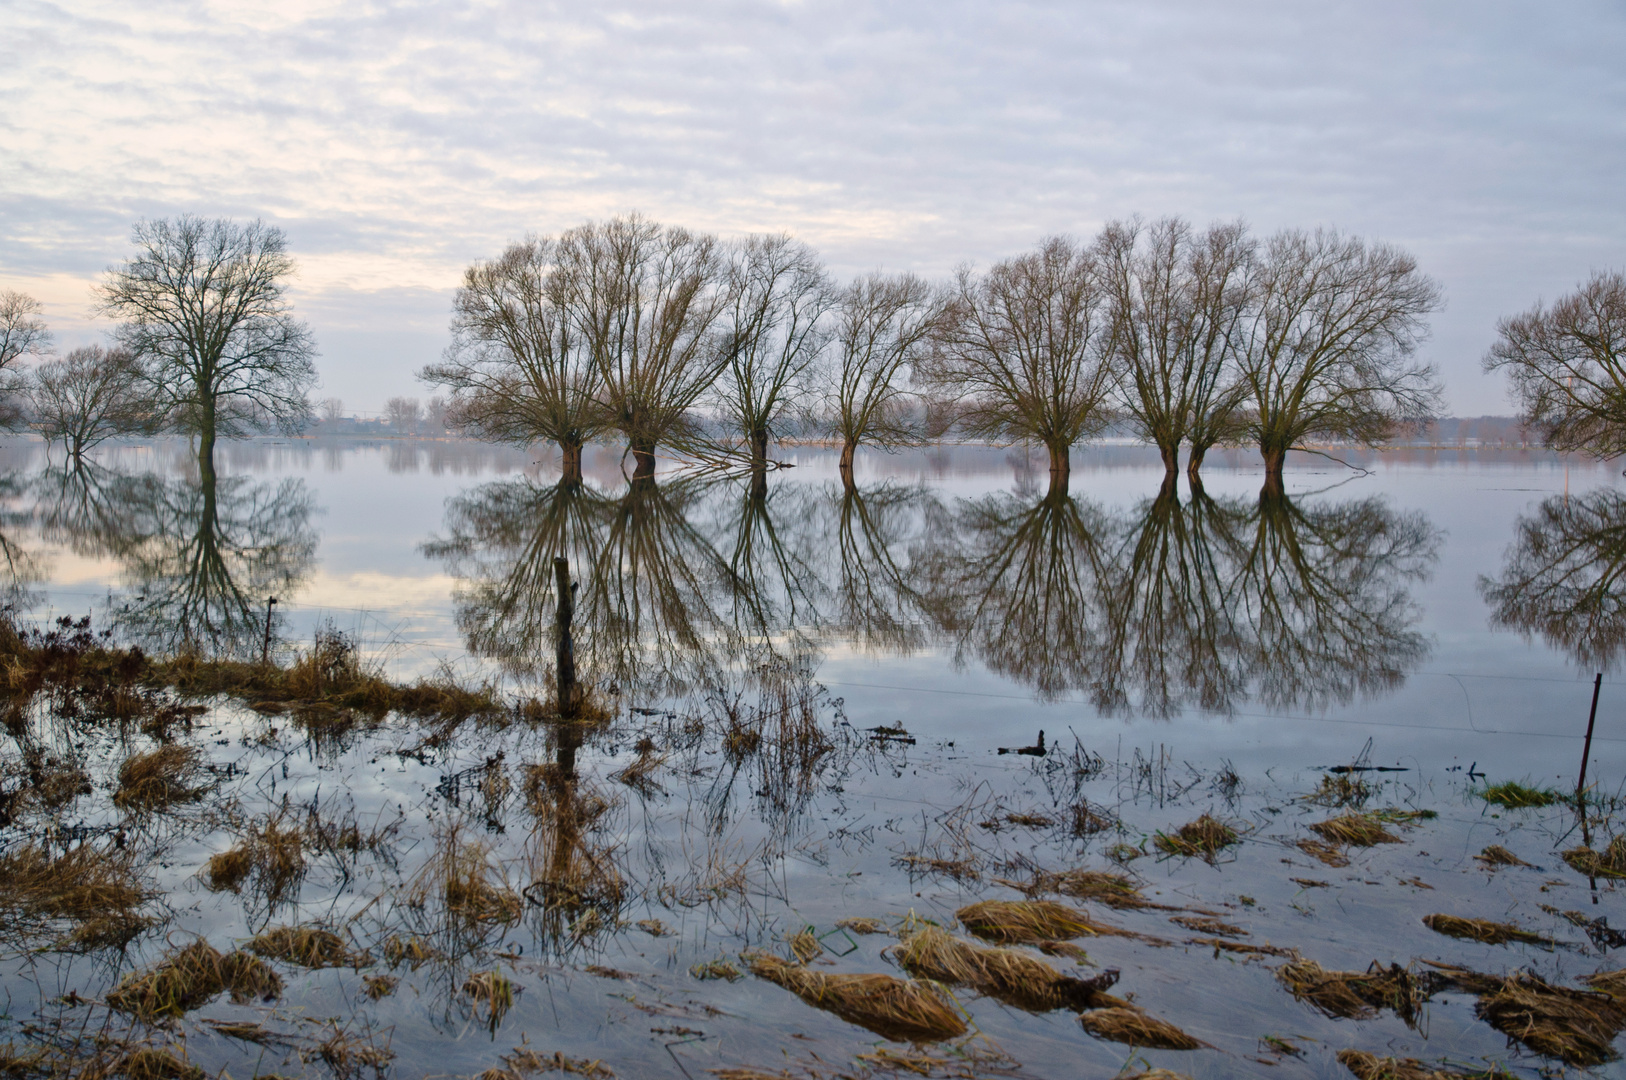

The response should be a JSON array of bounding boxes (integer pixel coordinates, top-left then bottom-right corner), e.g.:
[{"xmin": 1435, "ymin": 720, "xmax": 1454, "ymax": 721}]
[{"xmin": 2, "ymin": 438, "xmax": 1624, "ymax": 1079}]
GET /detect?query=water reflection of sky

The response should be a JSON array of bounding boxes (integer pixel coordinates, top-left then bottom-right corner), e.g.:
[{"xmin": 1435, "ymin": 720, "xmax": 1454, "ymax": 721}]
[{"xmin": 6, "ymin": 436, "xmax": 1625, "ymax": 787}]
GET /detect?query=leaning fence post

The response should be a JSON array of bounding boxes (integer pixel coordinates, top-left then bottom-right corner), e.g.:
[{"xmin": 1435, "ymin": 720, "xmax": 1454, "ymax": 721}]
[
  {"xmin": 1577, "ymin": 672, "xmax": 1603, "ymax": 810},
  {"xmin": 553, "ymin": 557, "xmax": 577, "ymax": 719},
  {"xmin": 261, "ymin": 596, "xmax": 278, "ymax": 666}
]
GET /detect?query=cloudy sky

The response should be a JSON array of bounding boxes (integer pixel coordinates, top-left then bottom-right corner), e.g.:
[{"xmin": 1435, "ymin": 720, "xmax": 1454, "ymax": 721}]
[{"xmin": 3, "ymin": 0, "xmax": 1623, "ymax": 415}]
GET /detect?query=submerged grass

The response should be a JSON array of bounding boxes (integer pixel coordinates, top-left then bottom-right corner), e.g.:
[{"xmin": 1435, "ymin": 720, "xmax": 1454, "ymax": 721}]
[
  {"xmin": 1026, "ymin": 868, "xmax": 1163, "ymax": 909},
  {"xmin": 743, "ymin": 950, "xmax": 967, "ymax": 1043},
  {"xmin": 1563, "ymin": 836, "xmax": 1626, "ymax": 879},
  {"xmin": 1152, "ymin": 815, "xmax": 1239, "ymax": 860},
  {"xmin": 1308, "ymin": 813, "xmax": 1400, "ymax": 848},
  {"xmin": 1475, "ymin": 845, "xmax": 1531, "ymax": 868},
  {"xmin": 112, "ymin": 745, "xmax": 208, "ymax": 811},
  {"xmin": 893, "ymin": 926, "xmax": 1121, "ymax": 1012},
  {"xmin": 1422, "ymin": 914, "xmax": 1555, "ymax": 948},
  {"xmin": 955, "ymin": 900, "xmax": 1117, "ymax": 945},
  {"xmin": 1276, "ymin": 958, "xmax": 1429, "ymax": 1025},
  {"xmin": 1337, "ymin": 1049, "xmax": 1514, "ymax": 1080},
  {"xmin": 1429, "ymin": 963, "xmax": 1626, "ymax": 1067},
  {"xmin": 1078, "ymin": 1007, "xmax": 1206, "ymax": 1050},
  {"xmin": 248, "ymin": 925, "xmax": 358, "ymax": 968},
  {"xmin": 106, "ymin": 939, "xmax": 281, "ymax": 1020},
  {"xmin": 1476, "ymin": 780, "xmax": 1560, "ymax": 809}
]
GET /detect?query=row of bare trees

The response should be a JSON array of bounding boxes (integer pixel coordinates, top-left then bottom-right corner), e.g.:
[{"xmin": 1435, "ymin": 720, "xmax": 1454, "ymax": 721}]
[{"xmin": 427, "ymin": 214, "xmax": 1446, "ymax": 493}]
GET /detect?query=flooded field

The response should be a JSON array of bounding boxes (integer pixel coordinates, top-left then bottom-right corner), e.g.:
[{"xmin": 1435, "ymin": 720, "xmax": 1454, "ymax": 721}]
[{"xmin": 3, "ymin": 438, "xmax": 1626, "ymax": 1079}]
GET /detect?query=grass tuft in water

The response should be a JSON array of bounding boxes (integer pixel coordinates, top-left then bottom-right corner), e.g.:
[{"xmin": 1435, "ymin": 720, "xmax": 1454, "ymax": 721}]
[
  {"xmin": 1078, "ymin": 1007, "xmax": 1207, "ymax": 1050},
  {"xmin": 743, "ymin": 949, "xmax": 967, "ymax": 1043},
  {"xmin": 1277, "ymin": 958, "xmax": 1428, "ymax": 1025},
  {"xmin": 1422, "ymin": 913, "xmax": 1554, "ymax": 948},
  {"xmin": 1476, "ymin": 780, "xmax": 1560, "ymax": 809},
  {"xmin": 894, "ymin": 925, "xmax": 1121, "ymax": 1012},
  {"xmin": 1152, "ymin": 815, "xmax": 1239, "ymax": 860},
  {"xmin": 248, "ymin": 925, "xmax": 358, "ymax": 968}
]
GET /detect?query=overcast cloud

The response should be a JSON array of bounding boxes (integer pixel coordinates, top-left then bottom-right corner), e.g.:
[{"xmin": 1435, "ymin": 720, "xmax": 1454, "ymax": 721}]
[{"xmin": 2, "ymin": 0, "xmax": 1623, "ymax": 413}]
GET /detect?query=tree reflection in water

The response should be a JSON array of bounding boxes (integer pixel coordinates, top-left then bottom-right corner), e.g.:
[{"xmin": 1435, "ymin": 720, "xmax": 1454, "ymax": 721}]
[
  {"xmin": 31, "ymin": 464, "xmax": 317, "ymax": 657},
  {"xmin": 0, "ymin": 472, "xmax": 43, "ymax": 607},
  {"xmin": 1481, "ymin": 489, "xmax": 1626, "ymax": 671},
  {"xmin": 434, "ymin": 471, "xmax": 1440, "ymax": 717}
]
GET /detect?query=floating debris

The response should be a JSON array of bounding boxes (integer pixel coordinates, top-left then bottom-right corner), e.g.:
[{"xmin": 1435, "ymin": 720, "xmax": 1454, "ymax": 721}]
[
  {"xmin": 1025, "ymin": 868, "xmax": 1166, "ymax": 909},
  {"xmin": 894, "ymin": 926, "xmax": 1121, "ymax": 1012},
  {"xmin": 835, "ymin": 917, "xmax": 886, "ymax": 935},
  {"xmin": 1422, "ymin": 914, "xmax": 1555, "ymax": 948},
  {"xmin": 1475, "ymin": 845, "xmax": 1531, "ymax": 868},
  {"xmin": 1079, "ymin": 1007, "xmax": 1207, "ymax": 1050},
  {"xmin": 1336, "ymin": 1048, "xmax": 1511, "ymax": 1080},
  {"xmin": 1294, "ymin": 839, "xmax": 1351, "ymax": 867},
  {"xmin": 1169, "ymin": 916, "xmax": 1246, "ymax": 937},
  {"xmin": 1429, "ymin": 963, "xmax": 1626, "ymax": 1067},
  {"xmin": 1276, "ymin": 958, "xmax": 1428, "ymax": 1024},
  {"xmin": 743, "ymin": 950, "xmax": 966, "ymax": 1043},
  {"xmin": 690, "ymin": 959, "xmax": 742, "ymax": 982}
]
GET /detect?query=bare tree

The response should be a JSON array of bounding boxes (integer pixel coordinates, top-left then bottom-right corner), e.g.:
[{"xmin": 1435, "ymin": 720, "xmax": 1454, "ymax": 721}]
[
  {"xmin": 826, "ymin": 273, "xmax": 939, "ymax": 489},
  {"xmin": 384, "ymin": 396, "xmax": 421, "ymax": 433},
  {"xmin": 318, "ymin": 397, "xmax": 345, "ymax": 425},
  {"xmin": 29, "ymin": 345, "xmax": 156, "ymax": 459},
  {"xmin": 926, "ymin": 237, "xmax": 1114, "ymax": 493},
  {"xmin": 423, "ymin": 395, "xmax": 449, "ymax": 433},
  {"xmin": 717, "ymin": 234, "xmax": 831, "ymax": 491},
  {"xmin": 1484, "ymin": 270, "xmax": 1626, "ymax": 458},
  {"xmin": 1235, "ymin": 229, "xmax": 1442, "ymax": 494},
  {"xmin": 1098, "ymin": 217, "xmax": 1254, "ymax": 478},
  {"xmin": 0, "ymin": 291, "xmax": 54, "ymax": 428},
  {"xmin": 96, "ymin": 217, "xmax": 317, "ymax": 473},
  {"xmin": 422, "ymin": 237, "xmax": 607, "ymax": 483},
  {"xmin": 555, "ymin": 215, "xmax": 730, "ymax": 479}
]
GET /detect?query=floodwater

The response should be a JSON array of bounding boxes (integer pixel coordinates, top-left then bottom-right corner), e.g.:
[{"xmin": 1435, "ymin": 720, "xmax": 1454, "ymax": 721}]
[{"xmin": 3, "ymin": 436, "xmax": 1626, "ymax": 1079}]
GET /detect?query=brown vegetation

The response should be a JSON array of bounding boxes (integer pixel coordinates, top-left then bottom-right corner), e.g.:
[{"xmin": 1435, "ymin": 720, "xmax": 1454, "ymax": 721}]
[
  {"xmin": 1276, "ymin": 958, "xmax": 1428, "ymax": 1024},
  {"xmin": 1078, "ymin": 1007, "xmax": 1207, "ymax": 1050},
  {"xmin": 248, "ymin": 925, "xmax": 358, "ymax": 968},
  {"xmin": 743, "ymin": 950, "xmax": 967, "ymax": 1043},
  {"xmin": 1152, "ymin": 815, "xmax": 1240, "ymax": 860},
  {"xmin": 112, "ymin": 745, "xmax": 208, "ymax": 811},
  {"xmin": 1475, "ymin": 845, "xmax": 1531, "ymax": 868},
  {"xmin": 894, "ymin": 926, "xmax": 1121, "ymax": 1012},
  {"xmin": 1422, "ymin": 914, "xmax": 1554, "ymax": 948},
  {"xmin": 1308, "ymin": 813, "xmax": 1399, "ymax": 847},
  {"xmin": 955, "ymin": 899, "xmax": 1117, "ymax": 945},
  {"xmin": 107, "ymin": 940, "xmax": 281, "ymax": 1020},
  {"xmin": 1563, "ymin": 836, "xmax": 1626, "ymax": 879}
]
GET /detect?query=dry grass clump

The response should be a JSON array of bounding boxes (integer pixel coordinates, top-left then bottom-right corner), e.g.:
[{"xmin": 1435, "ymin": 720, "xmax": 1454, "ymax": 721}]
[
  {"xmin": 894, "ymin": 926, "xmax": 1121, "ymax": 1012},
  {"xmin": 892, "ymin": 855, "xmax": 980, "ymax": 882},
  {"xmin": 107, "ymin": 939, "xmax": 282, "ymax": 1020},
  {"xmin": 1276, "ymin": 958, "xmax": 1428, "ymax": 1024},
  {"xmin": 1309, "ymin": 813, "xmax": 1400, "ymax": 847},
  {"xmin": 496, "ymin": 1046, "xmax": 615, "ymax": 1078},
  {"xmin": 1563, "ymin": 836, "xmax": 1626, "ymax": 879},
  {"xmin": 112, "ymin": 745, "xmax": 208, "ymax": 811},
  {"xmin": 1079, "ymin": 1008, "xmax": 1207, "ymax": 1050},
  {"xmin": 611, "ymin": 736, "xmax": 667, "ymax": 796},
  {"xmin": 836, "ymin": 917, "xmax": 886, "ymax": 935},
  {"xmin": 1169, "ymin": 916, "xmax": 1245, "ymax": 937},
  {"xmin": 203, "ymin": 813, "xmax": 306, "ymax": 904},
  {"xmin": 1027, "ymin": 868, "xmax": 1158, "ymax": 909},
  {"xmin": 463, "ymin": 970, "xmax": 517, "ymax": 1030},
  {"xmin": 1295, "ymin": 839, "xmax": 1351, "ymax": 867},
  {"xmin": 1423, "ymin": 914, "xmax": 1554, "ymax": 948},
  {"xmin": 788, "ymin": 928, "xmax": 822, "ymax": 963},
  {"xmin": 316, "ymin": 1024, "xmax": 395, "ymax": 1080},
  {"xmin": 411, "ymin": 825, "xmax": 523, "ymax": 926},
  {"xmin": 363, "ymin": 974, "xmax": 398, "ymax": 999},
  {"xmin": 248, "ymin": 925, "xmax": 357, "ymax": 968},
  {"xmin": 382, "ymin": 934, "xmax": 438, "ymax": 969},
  {"xmin": 1477, "ymin": 780, "xmax": 1560, "ymax": 809},
  {"xmin": 0, "ymin": 842, "xmax": 148, "ymax": 926},
  {"xmin": 1152, "ymin": 815, "xmax": 1239, "ymax": 860},
  {"xmin": 1475, "ymin": 845, "xmax": 1531, "ymax": 868},
  {"xmin": 955, "ymin": 899, "xmax": 1116, "ymax": 945},
  {"xmin": 743, "ymin": 950, "xmax": 966, "ymax": 1043},
  {"xmin": 1307, "ymin": 773, "xmax": 1375, "ymax": 807},
  {"xmin": 1439, "ymin": 969, "xmax": 1626, "ymax": 1067},
  {"xmin": 117, "ymin": 1047, "xmax": 205, "ymax": 1080},
  {"xmin": 1336, "ymin": 1049, "xmax": 1512, "ymax": 1080},
  {"xmin": 691, "ymin": 959, "xmax": 742, "ymax": 981}
]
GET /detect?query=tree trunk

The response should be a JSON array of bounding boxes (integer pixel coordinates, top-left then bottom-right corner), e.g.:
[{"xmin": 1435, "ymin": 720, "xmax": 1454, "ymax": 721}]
[
  {"xmin": 630, "ymin": 437, "xmax": 656, "ymax": 480},
  {"xmin": 748, "ymin": 427, "xmax": 769, "ymax": 498},
  {"xmin": 198, "ymin": 416, "xmax": 217, "ymax": 478},
  {"xmin": 838, "ymin": 439, "xmax": 857, "ymax": 491},
  {"xmin": 1187, "ymin": 442, "xmax": 1208, "ymax": 481},
  {"xmin": 553, "ymin": 556, "xmax": 577, "ymax": 720},
  {"xmin": 1260, "ymin": 444, "xmax": 1286, "ymax": 499},
  {"xmin": 559, "ymin": 439, "xmax": 583, "ymax": 486},
  {"xmin": 1047, "ymin": 441, "xmax": 1071, "ymax": 496},
  {"xmin": 1158, "ymin": 441, "xmax": 1179, "ymax": 476}
]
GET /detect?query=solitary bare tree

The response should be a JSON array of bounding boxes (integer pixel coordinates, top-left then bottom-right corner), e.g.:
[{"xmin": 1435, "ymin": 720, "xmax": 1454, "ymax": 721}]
[
  {"xmin": 0, "ymin": 291, "xmax": 53, "ymax": 427},
  {"xmin": 926, "ymin": 237, "xmax": 1114, "ymax": 493},
  {"xmin": 717, "ymin": 234, "xmax": 831, "ymax": 491},
  {"xmin": 1234, "ymin": 229, "xmax": 1442, "ymax": 494},
  {"xmin": 555, "ymin": 215, "xmax": 729, "ymax": 479},
  {"xmin": 826, "ymin": 272, "xmax": 940, "ymax": 489},
  {"xmin": 1484, "ymin": 270, "xmax": 1626, "ymax": 458},
  {"xmin": 423, "ymin": 237, "xmax": 608, "ymax": 483},
  {"xmin": 1098, "ymin": 217, "xmax": 1254, "ymax": 479},
  {"xmin": 97, "ymin": 217, "xmax": 317, "ymax": 474},
  {"xmin": 29, "ymin": 345, "xmax": 155, "ymax": 460},
  {"xmin": 384, "ymin": 396, "xmax": 421, "ymax": 433}
]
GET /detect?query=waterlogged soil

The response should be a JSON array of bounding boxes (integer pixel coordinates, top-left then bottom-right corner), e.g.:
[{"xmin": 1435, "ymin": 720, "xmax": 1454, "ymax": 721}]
[{"xmin": 3, "ymin": 685, "xmax": 1623, "ymax": 1080}]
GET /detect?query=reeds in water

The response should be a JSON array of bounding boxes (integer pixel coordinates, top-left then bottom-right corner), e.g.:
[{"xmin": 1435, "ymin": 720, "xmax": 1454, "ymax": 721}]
[
  {"xmin": 743, "ymin": 950, "xmax": 966, "ymax": 1043},
  {"xmin": 893, "ymin": 925, "xmax": 1120, "ymax": 1012}
]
